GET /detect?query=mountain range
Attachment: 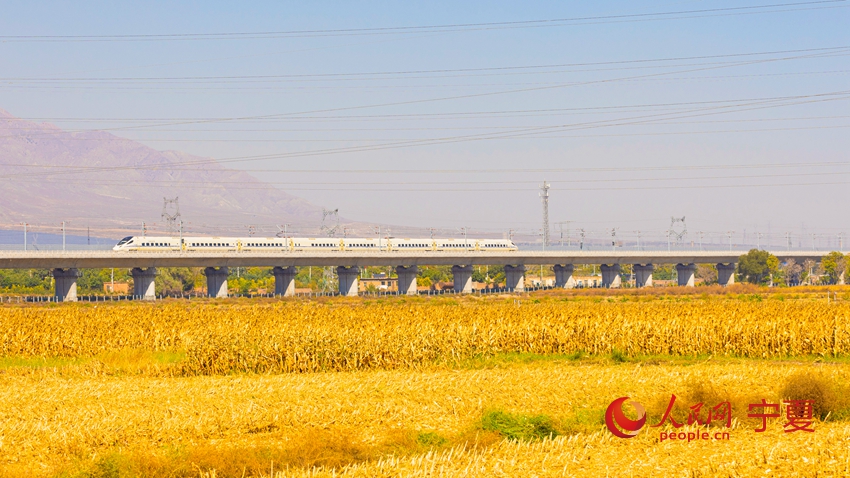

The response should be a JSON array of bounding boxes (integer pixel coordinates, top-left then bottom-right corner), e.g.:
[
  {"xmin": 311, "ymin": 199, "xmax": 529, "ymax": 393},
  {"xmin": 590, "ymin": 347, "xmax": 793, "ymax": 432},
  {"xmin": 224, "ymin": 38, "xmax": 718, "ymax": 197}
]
[{"xmin": 0, "ymin": 108, "xmax": 342, "ymax": 238}]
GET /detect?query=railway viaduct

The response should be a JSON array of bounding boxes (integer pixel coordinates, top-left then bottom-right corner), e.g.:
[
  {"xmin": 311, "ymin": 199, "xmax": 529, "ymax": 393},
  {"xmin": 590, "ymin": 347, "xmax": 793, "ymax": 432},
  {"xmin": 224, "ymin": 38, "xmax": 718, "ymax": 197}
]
[{"xmin": 0, "ymin": 250, "xmax": 836, "ymax": 301}]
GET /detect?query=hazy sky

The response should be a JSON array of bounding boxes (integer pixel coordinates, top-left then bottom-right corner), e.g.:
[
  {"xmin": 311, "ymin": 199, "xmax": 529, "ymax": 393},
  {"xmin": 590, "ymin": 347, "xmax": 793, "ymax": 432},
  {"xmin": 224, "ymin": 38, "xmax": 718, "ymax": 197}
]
[{"xmin": 1, "ymin": 1, "xmax": 848, "ymax": 248}]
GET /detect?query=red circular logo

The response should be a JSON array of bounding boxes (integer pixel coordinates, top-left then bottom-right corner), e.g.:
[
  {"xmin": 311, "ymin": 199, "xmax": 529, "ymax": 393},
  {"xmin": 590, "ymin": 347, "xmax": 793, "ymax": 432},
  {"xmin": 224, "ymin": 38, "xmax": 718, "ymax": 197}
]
[{"xmin": 605, "ymin": 396, "xmax": 646, "ymax": 438}]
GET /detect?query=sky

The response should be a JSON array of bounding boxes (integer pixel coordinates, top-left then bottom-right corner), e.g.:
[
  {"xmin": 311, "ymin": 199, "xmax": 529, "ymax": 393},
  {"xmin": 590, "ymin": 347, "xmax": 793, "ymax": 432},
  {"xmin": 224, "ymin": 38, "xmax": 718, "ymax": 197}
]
[{"xmin": 0, "ymin": 1, "xmax": 848, "ymax": 249}]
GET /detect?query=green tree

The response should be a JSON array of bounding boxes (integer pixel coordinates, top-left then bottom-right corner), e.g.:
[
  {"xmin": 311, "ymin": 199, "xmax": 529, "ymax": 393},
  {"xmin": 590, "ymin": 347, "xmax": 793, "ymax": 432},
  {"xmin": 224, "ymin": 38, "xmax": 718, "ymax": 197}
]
[
  {"xmin": 737, "ymin": 249, "xmax": 779, "ymax": 285},
  {"xmin": 821, "ymin": 251, "xmax": 847, "ymax": 285},
  {"xmin": 155, "ymin": 267, "xmax": 202, "ymax": 295},
  {"xmin": 652, "ymin": 264, "xmax": 674, "ymax": 281}
]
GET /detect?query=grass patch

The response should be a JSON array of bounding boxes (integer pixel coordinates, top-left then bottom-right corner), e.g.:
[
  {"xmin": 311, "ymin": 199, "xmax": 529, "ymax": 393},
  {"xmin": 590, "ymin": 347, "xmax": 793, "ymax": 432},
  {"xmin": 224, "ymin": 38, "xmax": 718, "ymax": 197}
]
[
  {"xmin": 453, "ymin": 351, "xmax": 589, "ymax": 369},
  {"xmin": 480, "ymin": 409, "xmax": 559, "ymax": 441},
  {"xmin": 610, "ymin": 348, "xmax": 629, "ymax": 363},
  {"xmin": 0, "ymin": 356, "xmax": 86, "ymax": 369}
]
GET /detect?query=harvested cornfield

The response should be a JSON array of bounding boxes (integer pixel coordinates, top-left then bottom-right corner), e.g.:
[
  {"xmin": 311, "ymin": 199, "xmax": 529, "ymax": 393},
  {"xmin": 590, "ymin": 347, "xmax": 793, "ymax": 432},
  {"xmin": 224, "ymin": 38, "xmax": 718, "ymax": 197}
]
[{"xmin": 0, "ymin": 299, "xmax": 848, "ymax": 375}]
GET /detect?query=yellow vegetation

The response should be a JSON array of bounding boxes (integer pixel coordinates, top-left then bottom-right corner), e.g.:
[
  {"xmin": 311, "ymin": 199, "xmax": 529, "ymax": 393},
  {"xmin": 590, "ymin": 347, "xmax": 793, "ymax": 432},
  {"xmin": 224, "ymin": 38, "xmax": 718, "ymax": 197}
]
[
  {"xmin": 0, "ymin": 360, "xmax": 848, "ymax": 476},
  {"xmin": 0, "ymin": 299, "xmax": 848, "ymax": 375},
  {"xmin": 0, "ymin": 296, "xmax": 849, "ymax": 476}
]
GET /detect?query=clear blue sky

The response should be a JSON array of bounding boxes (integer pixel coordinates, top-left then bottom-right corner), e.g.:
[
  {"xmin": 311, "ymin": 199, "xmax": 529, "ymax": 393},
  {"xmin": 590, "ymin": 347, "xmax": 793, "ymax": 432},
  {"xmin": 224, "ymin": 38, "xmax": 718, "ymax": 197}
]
[{"xmin": 1, "ymin": 1, "xmax": 848, "ymax": 247}]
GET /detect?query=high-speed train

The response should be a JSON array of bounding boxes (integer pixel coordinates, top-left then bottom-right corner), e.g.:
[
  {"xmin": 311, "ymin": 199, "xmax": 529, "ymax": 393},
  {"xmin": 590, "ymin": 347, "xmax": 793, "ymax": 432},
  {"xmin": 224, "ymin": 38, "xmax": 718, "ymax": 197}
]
[{"xmin": 113, "ymin": 236, "xmax": 518, "ymax": 252}]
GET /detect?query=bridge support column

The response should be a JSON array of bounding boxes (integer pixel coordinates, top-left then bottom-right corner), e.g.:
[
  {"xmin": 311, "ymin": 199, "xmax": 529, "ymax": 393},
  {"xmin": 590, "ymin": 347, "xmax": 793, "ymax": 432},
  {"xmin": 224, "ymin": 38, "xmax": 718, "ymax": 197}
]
[
  {"xmin": 451, "ymin": 265, "xmax": 473, "ymax": 293},
  {"xmin": 601, "ymin": 264, "xmax": 622, "ymax": 288},
  {"xmin": 336, "ymin": 266, "xmax": 359, "ymax": 296},
  {"xmin": 273, "ymin": 266, "xmax": 297, "ymax": 296},
  {"xmin": 131, "ymin": 267, "xmax": 157, "ymax": 300},
  {"xmin": 395, "ymin": 265, "xmax": 418, "ymax": 295},
  {"xmin": 717, "ymin": 263, "xmax": 736, "ymax": 287},
  {"xmin": 504, "ymin": 265, "xmax": 526, "ymax": 292},
  {"xmin": 52, "ymin": 268, "xmax": 81, "ymax": 302},
  {"xmin": 634, "ymin": 264, "xmax": 654, "ymax": 288},
  {"xmin": 204, "ymin": 267, "xmax": 229, "ymax": 298},
  {"xmin": 676, "ymin": 263, "xmax": 696, "ymax": 287},
  {"xmin": 553, "ymin": 264, "xmax": 576, "ymax": 288}
]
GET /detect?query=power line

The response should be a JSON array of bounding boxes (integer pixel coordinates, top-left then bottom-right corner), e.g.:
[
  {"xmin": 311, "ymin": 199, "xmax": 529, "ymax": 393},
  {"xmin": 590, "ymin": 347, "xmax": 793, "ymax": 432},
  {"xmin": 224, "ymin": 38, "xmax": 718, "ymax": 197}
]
[
  {"xmin": 4, "ymin": 44, "xmax": 841, "ymax": 145},
  {"xmin": 3, "ymin": 46, "xmax": 847, "ymax": 82},
  {"xmin": 5, "ymin": 88, "xmax": 848, "ymax": 181},
  {"xmin": 0, "ymin": 1, "xmax": 842, "ymax": 42}
]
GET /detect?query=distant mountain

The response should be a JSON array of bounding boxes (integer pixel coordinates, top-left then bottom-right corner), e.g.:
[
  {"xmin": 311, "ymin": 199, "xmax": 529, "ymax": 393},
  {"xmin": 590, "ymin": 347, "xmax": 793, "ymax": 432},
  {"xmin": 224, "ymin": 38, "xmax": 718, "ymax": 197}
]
[{"xmin": 0, "ymin": 108, "xmax": 334, "ymax": 236}]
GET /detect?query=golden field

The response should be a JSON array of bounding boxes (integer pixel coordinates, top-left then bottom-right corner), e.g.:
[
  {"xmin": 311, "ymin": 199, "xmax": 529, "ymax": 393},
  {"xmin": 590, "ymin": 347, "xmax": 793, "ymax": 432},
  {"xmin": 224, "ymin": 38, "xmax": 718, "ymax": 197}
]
[
  {"xmin": 1, "ymin": 295, "xmax": 849, "ymax": 374},
  {"xmin": 0, "ymin": 291, "xmax": 848, "ymax": 476}
]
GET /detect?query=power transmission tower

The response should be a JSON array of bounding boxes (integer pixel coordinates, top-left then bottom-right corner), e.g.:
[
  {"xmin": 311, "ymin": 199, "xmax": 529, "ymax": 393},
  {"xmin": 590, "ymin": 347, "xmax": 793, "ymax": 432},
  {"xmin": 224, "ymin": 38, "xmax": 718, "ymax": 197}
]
[
  {"xmin": 321, "ymin": 208, "xmax": 340, "ymax": 237},
  {"xmin": 540, "ymin": 181, "xmax": 550, "ymax": 248},
  {"xmin": 162, "ymin": 197, "xmax": 181, "ymax": 235},
  {"xmin": 670, "ymin": 216, "xmax": 687, "ymax": 247}
]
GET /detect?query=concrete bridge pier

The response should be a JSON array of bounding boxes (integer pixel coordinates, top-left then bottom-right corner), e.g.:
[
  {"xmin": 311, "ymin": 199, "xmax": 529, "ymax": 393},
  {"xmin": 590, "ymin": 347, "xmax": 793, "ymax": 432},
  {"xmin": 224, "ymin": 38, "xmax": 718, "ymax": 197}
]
[
  {"xmin": 717, "ymin": 263, "xmax": 736, "ymax": 287},
  {"xmin": 204, "ymin": 267, "xmax": 229, "ymax": 298},
  {"xmin": 451, "ymin": 265, "xmax": 473, "ymax": 293},
  {"xmin": 336, "ymin": 266, "xmax": 359, "ymax": 296},
  {"xmin": 600, "ymin": 264, "xmax": 622, "ymax": 288},
  {"xmin": 676, "ymin": 263, "xmax": 696, "ymax": 287},
  {"xmin": 53, "ymin": 268, "xmax": 81, "ymax": 302},
  {"xmin": 553, "ymin": 264, "xmax": 576, "ymax": 288},
  {"xmin": 504, "ymin": 265, "xmax": 526, "ymax": 292},
  {"xmin": 633, "ymin": 264, "xmax": 654, "ymax": 288},
  {"xmin": 395, "ymin": 265, "xmax": 418, "ymax": 295},
  {"xmin": 131, "ymin": 267, "xmax": 157, "ymax": 300},
  {"xmin": 273, "ymin": 266, "xmax": 298, "ymax": 296}
]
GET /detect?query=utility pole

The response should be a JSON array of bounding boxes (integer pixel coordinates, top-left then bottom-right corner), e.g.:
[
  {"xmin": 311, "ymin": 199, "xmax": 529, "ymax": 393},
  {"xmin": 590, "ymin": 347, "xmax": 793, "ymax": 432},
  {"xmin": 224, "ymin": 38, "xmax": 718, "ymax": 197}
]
[
  {"xmin": 87, "ymin": 226, "xmax": 90, "ymax": 246},
  {"xmin": 374, "ymin": 226, "xmax": 382, "ymax": 249},
  {"xmin": 508, "ymin": 228, "xmax": 515, "ymax": 242},
  {"xmin": 62, "ymin": 221, "xmax": 66, "ymax": 251},
  {"xmin": 610, "ymin": 228, "xmax": 618, "ymax": 252},
  {"xmin": 21, "ymin": 222, "xmax": 27, "ymax": 251},
  {"xmin": 428, "ymin": 227, "xmax": 436, "ymax": 240},
  {"xmin": 840, "ymin": 232, "xmax": 844, "ymax": 251},
  {"xmin": 757, "ymin": 232, "xmax": 763, "ymax": 250},
  {"xmin": 556, "ymin": 221, "xmax": 571, "ymax": 247},
  {"xmin": 785, "ymin": 232, "xmax": 791, "ymax": 251},
  {"xmin": 636, "ymin": 230, "xmax": 642, "ymax": 251},
  {"xmin": 579, "ymin": 229, "xmax": 586, "ymax": 251},
  {"xmin": 726, "ymin": 231, "xmax": 734, "ymax": 251},
  {"xmin": 540, "ymin": 181, "xmax": 550, "ymax": 249},
  {"xmin": 666, "ymin": 230, "xmax": 671, "ymax": 252},
  {"xmin": 698, "ymin": 231, "xmax": 704, "ymax": 251},
  {"xmin": 276, "ymin": 224, "xmax": 291, "ymax": 239},
  {"xmin": 812, "ymin": 233, "xmax": 817, "ymax": 251},
  {"xmin": 459, "ymin": 227, "xmax": 468, "ymax": 249}
]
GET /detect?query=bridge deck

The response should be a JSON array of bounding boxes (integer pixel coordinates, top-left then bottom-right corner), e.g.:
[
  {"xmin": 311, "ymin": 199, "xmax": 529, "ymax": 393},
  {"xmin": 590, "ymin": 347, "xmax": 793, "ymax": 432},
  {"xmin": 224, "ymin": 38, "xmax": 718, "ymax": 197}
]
[{"xmin": 0, "ymin": 250, "xmax": 834, "ymax": 269}]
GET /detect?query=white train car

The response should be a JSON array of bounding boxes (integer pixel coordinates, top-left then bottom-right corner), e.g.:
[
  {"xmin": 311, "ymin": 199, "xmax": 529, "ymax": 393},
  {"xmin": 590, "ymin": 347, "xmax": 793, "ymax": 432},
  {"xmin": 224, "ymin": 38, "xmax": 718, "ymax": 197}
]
[{"xmin": 113, "ymin": 236, "xmax": 518, "ymax": 252}]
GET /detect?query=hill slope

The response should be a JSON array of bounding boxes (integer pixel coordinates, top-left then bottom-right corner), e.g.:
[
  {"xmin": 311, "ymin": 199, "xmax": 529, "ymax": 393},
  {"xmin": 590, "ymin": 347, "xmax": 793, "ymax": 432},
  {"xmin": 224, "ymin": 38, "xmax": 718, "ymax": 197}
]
[{"xmin": 0, "ymin": 108, "xmax": 327, "ymax": 236}]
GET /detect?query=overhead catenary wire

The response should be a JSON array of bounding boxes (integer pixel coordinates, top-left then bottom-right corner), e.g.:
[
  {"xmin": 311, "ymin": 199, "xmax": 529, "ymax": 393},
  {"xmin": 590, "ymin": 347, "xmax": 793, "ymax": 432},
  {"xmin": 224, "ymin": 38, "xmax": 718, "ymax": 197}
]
[
  {"xmin": 4, "ymin": 44, "xmax": 842, "ymax": 147},
  {"xmin": 2, "ymin": 89, "xmax": 849, "ymax": 181},
  {"xmin": 3, "ymin": 46, "xmax": 848, "ymax": 83},
  {"xmin": 0, "ymin": 1, "xmax": 843, "ymax": 42}
]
